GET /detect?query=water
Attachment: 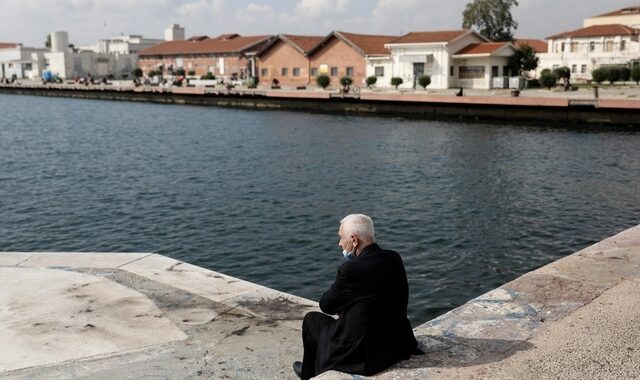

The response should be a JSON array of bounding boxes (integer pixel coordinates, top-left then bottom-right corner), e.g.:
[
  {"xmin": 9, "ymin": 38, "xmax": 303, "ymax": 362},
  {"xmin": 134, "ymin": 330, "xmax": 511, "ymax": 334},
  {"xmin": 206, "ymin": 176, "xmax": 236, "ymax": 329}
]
[{"xmin": 1, "ymin": 94, "xmax": 639, "ymax": 325}]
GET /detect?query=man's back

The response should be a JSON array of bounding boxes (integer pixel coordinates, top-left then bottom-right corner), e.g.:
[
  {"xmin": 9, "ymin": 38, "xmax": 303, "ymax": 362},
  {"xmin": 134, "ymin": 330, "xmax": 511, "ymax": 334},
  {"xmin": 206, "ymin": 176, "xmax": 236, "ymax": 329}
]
[{"xmin": 317, "ymin": 243, "xmax": 418, "ymax": 375}]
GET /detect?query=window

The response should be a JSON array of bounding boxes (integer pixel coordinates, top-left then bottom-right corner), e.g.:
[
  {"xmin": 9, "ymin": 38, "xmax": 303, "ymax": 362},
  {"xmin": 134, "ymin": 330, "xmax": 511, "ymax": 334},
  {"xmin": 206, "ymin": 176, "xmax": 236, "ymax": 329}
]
[
  {"xmin": 605, "ymin": 40, "xmax": 614, "ymax": 52},
  {"xmin": 450, "ymin": 66, "xmax": 454, "ymax": 76},
  {"xmin": 374, "ymin": 66, "xmax": 384, "ymax": 77},
  {"xmin": 570, "ymin": 42, "xmax": 579, "ymax": 52},
  {"xmin": 310, "ymin": 67, "xmax": 318, "ymax": 77},
  {"xmin": 621, "ymin": 40, "xmax": 626, "ymax": 51},
  {"xmin": 503, "ymin": 66, "xmax": 510, "ymax": 76},
  {"xmin": 581, "ymin": 64, "xmax": 587, "ymax": 74},
  {"xmin": 561, "ymin": 42, "xmax": 566, "ymax": 52},
  {"xmin": 571, "ymin": 65, "xmax": 577, "ymax": 73},
  {"xmin": 261, "ymin": 68, "xmax": 268, "ymax": 77},
  {"xmin": 25, "ymin": 63, "xmax": 32, "ymax": 70},
  {"xmin": 281, "ymin": 67, "xmax": 288, "ymax": 76},
  {"xmin": 491, "ymin": 66, "xmax": 499, "ymax": 77},
  {"xmin": 293, "ymin": 67, "xmax": 300, "ymax": 77},
  {"xmin": 590, "ymin": 42, "xmax": 596, "ymax": 52},
  {"xmin": 346, "ymin": 66, "xmax": 354, "ymax": 77},
  {"xmin": 458, "ymin": 66, "xmax": 485, "ymax": 79},
  {"xmin": 330, "ymin": 67, "xmax": 338, "ymax": 76}
]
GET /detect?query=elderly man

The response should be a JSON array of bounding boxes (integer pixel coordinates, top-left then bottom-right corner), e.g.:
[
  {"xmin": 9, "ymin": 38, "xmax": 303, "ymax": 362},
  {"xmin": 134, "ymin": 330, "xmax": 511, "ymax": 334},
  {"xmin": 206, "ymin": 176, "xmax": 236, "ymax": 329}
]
[{"xmin": 293, "ymin": 214, "xmax": 421, "ymax": 379}]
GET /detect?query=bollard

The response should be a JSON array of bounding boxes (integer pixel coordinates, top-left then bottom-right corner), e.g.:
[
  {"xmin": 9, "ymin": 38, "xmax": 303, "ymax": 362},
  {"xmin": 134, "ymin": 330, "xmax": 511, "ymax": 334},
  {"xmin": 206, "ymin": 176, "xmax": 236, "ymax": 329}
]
[{"xmin": 593, "ymin": 86, "xmax": 599, "ymax": 99}]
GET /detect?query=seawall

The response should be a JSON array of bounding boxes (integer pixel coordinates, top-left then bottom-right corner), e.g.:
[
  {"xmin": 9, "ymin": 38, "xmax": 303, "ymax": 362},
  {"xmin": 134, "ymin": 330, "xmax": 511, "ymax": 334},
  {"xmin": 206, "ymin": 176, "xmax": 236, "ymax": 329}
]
[{"xmin": 2, "ymin": 84, "xmax": 640, "ymax": 127}]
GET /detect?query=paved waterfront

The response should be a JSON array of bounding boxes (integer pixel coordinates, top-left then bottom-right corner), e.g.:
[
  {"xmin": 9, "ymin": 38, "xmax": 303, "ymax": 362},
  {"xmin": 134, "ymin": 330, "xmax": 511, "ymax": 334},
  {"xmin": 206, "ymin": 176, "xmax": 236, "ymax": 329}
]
[{"xmin": 2, "ymin": 224, "xmax": 640, "ymax": 379}]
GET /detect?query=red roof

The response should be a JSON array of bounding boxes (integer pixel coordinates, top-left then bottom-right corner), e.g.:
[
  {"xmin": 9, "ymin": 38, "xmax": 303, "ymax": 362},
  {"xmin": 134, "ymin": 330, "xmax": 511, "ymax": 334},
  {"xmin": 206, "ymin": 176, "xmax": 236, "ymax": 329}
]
[
  {"xmin": 336, "ymin": 31, "xmax": 398, "ymax": 55},
  {"xmin": 454, "ymin": 42, "xmax": 510, "ymax": 55},
  {"xmin": 389, "ymin": 30, "xmax": 471, "ymax": 44},
  {"xmin": 592, "ymin": 6, "xmax": 640, "ymax": 18},
  {"xmin": 514, "ymin": 39, "xmax": 547, "ymax": 53},
  {"xmin": 139, "ymin": 35, "xmax": 272, "ymax": 56},
  {"xmin": 281, "ymin": 35, "xmax": 325, "ymax": 53},
  {"xmin": 0, "ymin": 43, "xmax": 18, "ymax": 49},
  {"xmin": 547, "ymin": 24, "xmax": 640, "ymax": 39}
]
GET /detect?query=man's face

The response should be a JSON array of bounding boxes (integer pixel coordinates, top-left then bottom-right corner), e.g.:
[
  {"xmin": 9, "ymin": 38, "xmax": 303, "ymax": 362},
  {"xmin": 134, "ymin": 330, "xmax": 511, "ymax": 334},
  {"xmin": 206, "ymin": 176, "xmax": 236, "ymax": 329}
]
[{"xmin": 338, "ymin": 224, "xmax": 355, "ymax": 252}]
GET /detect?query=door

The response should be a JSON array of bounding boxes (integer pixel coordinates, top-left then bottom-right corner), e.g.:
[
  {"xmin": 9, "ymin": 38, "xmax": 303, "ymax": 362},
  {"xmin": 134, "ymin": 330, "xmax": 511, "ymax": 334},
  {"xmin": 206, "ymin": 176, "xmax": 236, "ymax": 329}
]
[{"xmin": 413, "ymin": 62, "xmax": 425, "ymax": 88}]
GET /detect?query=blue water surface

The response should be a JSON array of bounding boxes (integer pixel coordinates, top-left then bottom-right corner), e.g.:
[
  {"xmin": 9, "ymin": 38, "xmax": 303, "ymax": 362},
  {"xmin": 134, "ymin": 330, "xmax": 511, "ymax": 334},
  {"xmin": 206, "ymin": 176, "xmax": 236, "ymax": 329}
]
[{"xmin": 1, "ymin": 94, "xmax": 639, "ymax": 324}]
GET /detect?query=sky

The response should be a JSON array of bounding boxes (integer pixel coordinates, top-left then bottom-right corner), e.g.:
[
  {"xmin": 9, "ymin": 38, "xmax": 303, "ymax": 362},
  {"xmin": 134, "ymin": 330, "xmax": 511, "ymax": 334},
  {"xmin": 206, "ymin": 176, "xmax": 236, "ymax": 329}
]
[{"xmin": 0, "ymin": 0, "xmax": 636, "ymax": 47}]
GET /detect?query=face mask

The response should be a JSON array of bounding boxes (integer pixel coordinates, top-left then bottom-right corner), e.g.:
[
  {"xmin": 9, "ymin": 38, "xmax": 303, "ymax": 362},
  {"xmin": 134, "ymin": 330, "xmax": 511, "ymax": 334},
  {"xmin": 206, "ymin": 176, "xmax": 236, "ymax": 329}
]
[{"xmin": 342, "ymin": 249, "xmax": 355, "ymax": 261}]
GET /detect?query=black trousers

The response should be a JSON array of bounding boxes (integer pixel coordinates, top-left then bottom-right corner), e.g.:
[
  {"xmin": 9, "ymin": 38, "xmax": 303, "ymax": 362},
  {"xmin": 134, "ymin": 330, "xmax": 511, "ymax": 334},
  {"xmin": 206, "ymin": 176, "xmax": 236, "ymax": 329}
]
[{"xmin": 301, "ymin": 311, "xmax": 334, "ymax": 380}]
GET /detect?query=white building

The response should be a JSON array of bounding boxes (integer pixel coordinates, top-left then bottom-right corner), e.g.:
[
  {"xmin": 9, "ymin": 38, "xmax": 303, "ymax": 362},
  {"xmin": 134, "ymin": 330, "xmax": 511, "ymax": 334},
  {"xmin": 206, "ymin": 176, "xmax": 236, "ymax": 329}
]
[
  {"xmin": 373, "ymin": 30, "xmax": 516, "ymax": 90},
  {"xmin": 165, "ymin": 24, "xmax": 185, "ymax": 42},
  {"xmin": 45, "ymin": 31, "xmax": 137, "ymax": 80},
  {"xmin": 79, "ymin": 34, "xmax": 163, "ymax": 55},
  {"xmin": 539, "ymin": 24, "xmax": 640, "ymax": 81},
  {"xmin": 584, "ymin": 6, "xmax": 640, "ymax": 28},
  {"xmin": 0, "ymin": 43, "xmax": 47, "ymax": 79}
]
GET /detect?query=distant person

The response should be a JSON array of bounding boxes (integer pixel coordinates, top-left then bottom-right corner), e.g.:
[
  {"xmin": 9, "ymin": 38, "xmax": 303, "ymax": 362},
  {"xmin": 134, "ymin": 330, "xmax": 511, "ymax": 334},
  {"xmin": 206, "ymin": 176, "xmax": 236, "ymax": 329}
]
[{"xmin": 293, "ymin": 214, "xmax": 421, "ymax": 379}]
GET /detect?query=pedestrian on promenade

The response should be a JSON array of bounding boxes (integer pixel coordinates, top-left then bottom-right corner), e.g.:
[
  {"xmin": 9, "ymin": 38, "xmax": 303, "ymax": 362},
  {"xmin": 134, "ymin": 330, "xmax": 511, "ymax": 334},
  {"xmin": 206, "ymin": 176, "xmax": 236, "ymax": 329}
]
[{"xmin": 293, "ymin": 214, "xmax": 422, "ymax": 379}]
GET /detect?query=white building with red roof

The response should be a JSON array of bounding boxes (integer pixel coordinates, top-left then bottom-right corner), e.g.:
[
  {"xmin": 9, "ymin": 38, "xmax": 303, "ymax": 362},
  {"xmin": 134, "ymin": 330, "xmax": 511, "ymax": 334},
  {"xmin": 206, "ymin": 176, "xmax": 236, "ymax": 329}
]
[
  {"xmin": 381, "ymin": 30, "xmax": 516, "ymax": 90},
  {"xmin": 584, "ymin": 6, "xmax": 640, "ymax": 28}
]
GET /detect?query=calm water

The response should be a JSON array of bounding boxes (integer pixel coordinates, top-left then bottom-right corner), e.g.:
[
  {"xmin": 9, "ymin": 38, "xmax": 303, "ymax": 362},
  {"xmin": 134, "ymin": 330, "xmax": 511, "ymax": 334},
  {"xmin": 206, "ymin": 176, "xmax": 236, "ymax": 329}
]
[{"xmin": 1, "ymin": 94, "xmax": 639, "ymax": 325}]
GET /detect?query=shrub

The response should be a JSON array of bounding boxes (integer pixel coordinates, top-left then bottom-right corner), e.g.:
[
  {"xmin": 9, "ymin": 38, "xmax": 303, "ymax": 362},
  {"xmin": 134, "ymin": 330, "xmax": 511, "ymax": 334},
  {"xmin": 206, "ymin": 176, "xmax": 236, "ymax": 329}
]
[
  {"xmin": 527, "ymin": 78, "xmax": 540, "ymax": 88},
  {"xmin": 591, "ymin": 67, "xmax": 608, "ymax": 84},
  {"xmin": 621, "ymin": 67, "xmax": 631, "ymax": 82},
  {"xmin": 390, "ymin": 77, "xmax": 403, "ymax": 89},
  {"xmin": 316, "ymin": 74, "xmax": 330, "ymax": 89},
  {"xmin": 188, "ymin": 70, "xmax": 196, "ymax": 76},
  {"xmin": 539, "ymin": 71, "xmax": 557, "ymax": 90},
  {"xmin": 553, "ymin": 66, "xmax": 570, "ymax": 81},
  {"xmin": 365, "ymin": 76, "xmax": 377, "ymax": 89},
  {"xmin": 632, "ymin": 66, "xmax": 640, "ymax": 85},
  {"xmin": 417, "ymin": 75, "xmax": 431, "ymax": 90},
  {"xmin": 132, "ymin": 67, "xmax": 143, "ymax": 78},
  {"xmin": 147, "ymin": 70, "xmax": 158, "ymax": 77},
  {"xmin": 339, "ymin": 76, "xmax": 353, "ymax": 87},
  {"xmin": 175, "ymin": 68, "xmax": 186, "ymax": 76},
  {"xmin": 606, "ymin": 66, "xmax": 622, "ymax": 84},
  {"xmin": 200, "ymin": 73, "xmax": 216, "ymax": 80}
]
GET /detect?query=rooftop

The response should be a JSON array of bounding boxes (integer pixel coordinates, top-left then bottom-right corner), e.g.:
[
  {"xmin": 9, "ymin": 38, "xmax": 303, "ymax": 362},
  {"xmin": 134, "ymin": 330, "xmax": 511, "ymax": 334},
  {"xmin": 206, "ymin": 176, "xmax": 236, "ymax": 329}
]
[
  {"xmin": 592, "ymin": 5, "xmax": 640, "ymax": 18},
  {"xmin": 388, "ymin": 30, "xmax": 473, "ymax": 45},
  {"xmin": 139, "ymin": 35, "xmax": 273, "ymax": 56},
  {"xmin": 547, "ymin": 24, "xmax": 640, "ymax": 39},
  {"xmin": 454, "ymin": 42, "xmax": 511, "ymax": 56},
  {"xmin": 513, "ymin": 38, "xmax": 548, "ymax": 53},
  {"xmin": 0, "ymin": 43, "xmax": 19, "ymax": 49}
]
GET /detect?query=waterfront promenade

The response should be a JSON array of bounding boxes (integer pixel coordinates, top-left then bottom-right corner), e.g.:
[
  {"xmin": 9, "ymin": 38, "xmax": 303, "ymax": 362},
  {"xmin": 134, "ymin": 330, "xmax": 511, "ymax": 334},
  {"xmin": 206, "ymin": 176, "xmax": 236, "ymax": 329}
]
[{"xmin": 2, "ymin": 224, "xmax": 640, "ymax": 379}]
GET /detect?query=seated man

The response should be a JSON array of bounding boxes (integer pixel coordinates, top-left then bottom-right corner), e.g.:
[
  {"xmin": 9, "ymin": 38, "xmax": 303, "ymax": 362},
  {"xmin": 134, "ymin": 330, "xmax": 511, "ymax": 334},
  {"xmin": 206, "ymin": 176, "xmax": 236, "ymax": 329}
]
[{"xmin": 294, "ymin": 214, "xmax": 421, "ymax": 379}]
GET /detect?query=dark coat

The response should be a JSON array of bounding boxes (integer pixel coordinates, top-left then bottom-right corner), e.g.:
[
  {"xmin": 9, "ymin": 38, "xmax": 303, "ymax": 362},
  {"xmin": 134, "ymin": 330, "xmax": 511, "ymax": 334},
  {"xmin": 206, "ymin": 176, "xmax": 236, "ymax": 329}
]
[{"xmin": 316, "ymin": 243, "xmax": 419, "ymax": 375}]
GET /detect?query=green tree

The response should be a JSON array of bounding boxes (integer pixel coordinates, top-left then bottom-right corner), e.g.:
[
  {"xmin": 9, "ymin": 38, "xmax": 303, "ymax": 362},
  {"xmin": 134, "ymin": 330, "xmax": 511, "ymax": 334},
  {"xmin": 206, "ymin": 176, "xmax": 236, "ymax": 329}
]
[
  {"xmin": 175, "ymin": 68, "xmax": 186, "ymax": 76},
  {"xmin": 508, "ymin": 44, "xmax": 539, "ymax": 76},
  {"xmin": 607, "ymin": 66, "xmax": 622, "ymax": 84},
  {"xmin": 462, "ymin": 0, "xmax": 519, "ymax": 41},
  {"xmin": 417, "ymin": 75, "xmax": 431, "ymax": 90},
  {"xmin": 132, "ymin": 68, "xmax": 143, "ymax": 78},
  {"xmin": 539, "ymin": 70, "xmax": 557, "ymax": 90},
  {"xmin": 339, "ymin": 76, "xmax": 353, "ymax": 87},
  {"xmin": 390, "ymin": 77, "xmax": 403, "ymax": 89},
  {"xmin": 591, "ymin": 67, "xmax": 608, "ymax": 84},
  {"xmin": 316, "ymin": 74, "xmax": 330, "ymax": 89},
  {"xmin": 45, "ymin": 34, "xmax": 51, "ymax": 49},
  {"xmin": 553, "ymin": 66, "xmax": 570, "ymax": 81},
  {"xmin": 631, "ymin": 66, "xmax": 640, "ymax": 85},
  {"xmin": 366, "ymin": 76, "xmax": 377, "ymax": 89},
  {"xmin": 621, "ymin": 67, "xmax": 631, "ymax": 82}
]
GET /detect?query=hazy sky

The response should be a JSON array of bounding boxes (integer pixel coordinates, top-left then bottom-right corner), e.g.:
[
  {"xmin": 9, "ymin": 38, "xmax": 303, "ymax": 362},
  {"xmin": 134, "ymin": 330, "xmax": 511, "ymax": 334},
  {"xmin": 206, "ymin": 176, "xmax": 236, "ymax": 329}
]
[{"xmin": 0, "ymin": 0, "xmax": 635, "ymax": 47}]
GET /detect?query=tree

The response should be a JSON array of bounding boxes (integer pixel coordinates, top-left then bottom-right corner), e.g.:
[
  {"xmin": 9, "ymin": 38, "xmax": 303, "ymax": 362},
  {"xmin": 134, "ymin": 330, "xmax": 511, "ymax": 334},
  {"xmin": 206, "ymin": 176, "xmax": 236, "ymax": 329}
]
[
  {"xmin": 417, "ymin": 75, "xmax": 431, "ymax": 90},
  {"xmin": 339, "ymin": 76, "xmax": 353, "ymax": 87},
  {"xmin": 316, "ymin": 74, "xmax": 330, "ymax": 89},
  {"xmin": 539, "ymin": 70, "xmax": 557, "ymax": 90},
  {"xmin": 631, "ymin": 66, "xmax": 640, "ymax": 85},
  {"xmin": 553, "ymin": 66, "xmax": 570, "ymax": 82},
  {"xmin": 462, "ymin": 0, "xmax": 519, "ymax": 41},
  {"xmin": 591, "ymin": 67, "xmax": 608, "ymax": 84},
  {"xmin": 366, "ymin": 76, "xmax": 377, "ymax": 89},
  {"xmin": 45, "ymin": 34, "xmax": 51, "ymax": 49},
  {"xmin": 621, "ymin": 67, "xmax": 631, "ymax": 82},
  {"xmin": 390, "ymin": 77, "xmax": 403, "ymax": 89},
  {"xmin": 607, "ymin": 66, "xmax": 622, "ymax": 84},
  {"xmin": 132, "ymin": 68, "xmax": 143, "ymax": 78},
  {"xmin": 508, "ymin": 44, "xmax": 539, "ymax": 76}
]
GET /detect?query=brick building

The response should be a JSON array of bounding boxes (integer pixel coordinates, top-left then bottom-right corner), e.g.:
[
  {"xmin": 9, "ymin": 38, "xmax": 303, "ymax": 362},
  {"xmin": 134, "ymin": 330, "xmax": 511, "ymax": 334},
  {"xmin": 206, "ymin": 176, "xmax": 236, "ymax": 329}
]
[
  {"xmin": 307, "ymin": 31, "xmax": 397, "ymax": 88},
  {"xmin": 138, "ymin": 34, "xmax": 274, "ymax": 78},
  {"xmin": 256, "ymin": 34, "xmax": 324, "ymax": 87}
]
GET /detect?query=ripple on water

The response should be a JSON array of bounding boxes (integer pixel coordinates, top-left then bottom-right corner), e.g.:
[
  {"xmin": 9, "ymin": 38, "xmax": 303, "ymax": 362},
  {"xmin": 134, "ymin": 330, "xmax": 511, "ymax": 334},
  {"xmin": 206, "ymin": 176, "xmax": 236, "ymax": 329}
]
[{"xmin": 1, "ymin": 94, "xmax": 640, "ymax": 325}]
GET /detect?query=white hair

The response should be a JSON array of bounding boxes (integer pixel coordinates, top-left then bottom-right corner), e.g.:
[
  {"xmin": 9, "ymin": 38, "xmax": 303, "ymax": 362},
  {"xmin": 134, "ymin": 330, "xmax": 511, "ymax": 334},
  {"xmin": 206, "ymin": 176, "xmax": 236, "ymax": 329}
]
[{"xmin": 340, "ymin": 214, "xmax": 375, "ymax": 242}]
